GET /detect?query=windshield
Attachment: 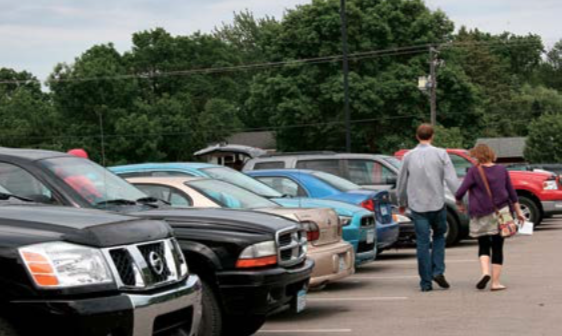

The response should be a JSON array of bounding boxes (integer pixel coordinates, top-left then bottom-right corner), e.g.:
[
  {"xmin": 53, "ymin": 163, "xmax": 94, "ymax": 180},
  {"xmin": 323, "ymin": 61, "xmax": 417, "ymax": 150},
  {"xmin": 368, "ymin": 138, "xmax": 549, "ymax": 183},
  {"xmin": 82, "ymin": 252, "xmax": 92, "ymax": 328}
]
[
  {"xmin": 384, "ymin": 157, "xmax": 402, "ymax": 169},
  {"xmin": 312, "ymin": 171, "xmax": 360, "ymax": 192},
  {"xmin": 201, "ymin": 167, "xmax": 283, "ymax": 198},
  {"xmin": 40, "ymin": 157, "xmax": 147, "ymax": 207},
  {"xmin": 187, "ymin": 179, "xmax": 278, "ymax": 209}
]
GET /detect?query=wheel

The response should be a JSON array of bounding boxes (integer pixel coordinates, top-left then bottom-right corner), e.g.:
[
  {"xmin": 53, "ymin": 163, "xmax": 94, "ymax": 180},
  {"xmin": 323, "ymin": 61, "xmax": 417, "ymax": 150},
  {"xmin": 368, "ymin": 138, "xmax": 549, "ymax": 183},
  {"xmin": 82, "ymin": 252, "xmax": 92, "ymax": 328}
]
[
  {"xmin": 519, "ymin": 196, "xmax": 542, "ymax": 226},
  {"xmin": 0, "ymin": 317, "xmax": 19, "ymax": 336},
  {"xmin": 198, "ymin": 279, "xmax": 223, "ymax": 336},
  {"xmin": 224, "ymin": 315, "xmax": 266, "ymax": 336},
  {"xmin": 445, "ymin": 211, "xmax": 460, "ymax": 247}
]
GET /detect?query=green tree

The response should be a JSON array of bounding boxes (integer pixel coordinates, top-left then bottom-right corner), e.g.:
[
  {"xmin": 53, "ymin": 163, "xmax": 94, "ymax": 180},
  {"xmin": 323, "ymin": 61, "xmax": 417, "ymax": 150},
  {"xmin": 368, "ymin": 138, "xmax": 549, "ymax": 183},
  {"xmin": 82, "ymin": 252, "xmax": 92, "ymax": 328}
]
[
  {"xmin": 432, "ymin": 125, "xmax": 465, "ymax": 148},
  {"xmin": 524, "ymin": 113, "xmax": 562, "ymax": 163}
]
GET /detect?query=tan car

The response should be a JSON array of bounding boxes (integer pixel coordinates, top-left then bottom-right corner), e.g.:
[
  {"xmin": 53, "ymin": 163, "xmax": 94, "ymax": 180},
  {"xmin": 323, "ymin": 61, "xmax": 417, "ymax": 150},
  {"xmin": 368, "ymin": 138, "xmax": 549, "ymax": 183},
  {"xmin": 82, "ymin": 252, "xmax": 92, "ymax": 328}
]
[{"xmin": 126, "ymin": 176, "xmax": 355, "ymax": 288}]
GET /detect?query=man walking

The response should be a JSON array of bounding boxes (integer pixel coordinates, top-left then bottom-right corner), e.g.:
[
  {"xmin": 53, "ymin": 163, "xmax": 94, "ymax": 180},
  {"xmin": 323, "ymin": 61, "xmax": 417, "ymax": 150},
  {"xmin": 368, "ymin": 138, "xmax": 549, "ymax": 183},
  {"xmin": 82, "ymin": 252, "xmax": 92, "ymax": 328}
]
[{"xmin": 397, "ymin": 124, "xmax": 460, "ymax": 292}]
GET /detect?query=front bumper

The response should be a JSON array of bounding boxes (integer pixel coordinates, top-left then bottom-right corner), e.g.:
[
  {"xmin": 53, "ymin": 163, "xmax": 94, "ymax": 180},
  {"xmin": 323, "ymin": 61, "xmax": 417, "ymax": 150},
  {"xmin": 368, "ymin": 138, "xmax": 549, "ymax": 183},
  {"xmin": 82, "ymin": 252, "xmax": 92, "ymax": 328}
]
[
  {"xmin": 9, "ymin": 275, "xmax": 202, "ymax": 336},
  {"xmin": 308, "ymin": 241, "xmax": 355, "ymax": 287},
  {"xmin": 542, "ymin": 200, "xmax": 562, "ymax": 215},
  {"xmin": 216, "ymin": 258, "xmax": 314, "ymax": 316}
]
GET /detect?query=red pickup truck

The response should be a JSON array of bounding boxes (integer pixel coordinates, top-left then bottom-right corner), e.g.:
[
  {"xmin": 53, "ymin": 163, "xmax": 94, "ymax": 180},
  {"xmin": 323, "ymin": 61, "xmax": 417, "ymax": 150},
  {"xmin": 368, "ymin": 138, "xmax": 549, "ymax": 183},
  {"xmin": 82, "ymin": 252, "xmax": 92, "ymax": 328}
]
[{"xmin": 395, "ymin": 149, "xmax": 562, "ymax": 226}]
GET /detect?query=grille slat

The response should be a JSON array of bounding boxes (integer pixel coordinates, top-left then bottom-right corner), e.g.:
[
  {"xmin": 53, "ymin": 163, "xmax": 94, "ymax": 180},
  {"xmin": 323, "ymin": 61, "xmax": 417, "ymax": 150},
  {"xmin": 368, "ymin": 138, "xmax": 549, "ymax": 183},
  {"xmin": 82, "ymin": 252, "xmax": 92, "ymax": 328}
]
[
  {"xmin": 105, "ymin": 238, "xmax": 185, "ymax": 290},
  {"xmin": 277, "ymin": 229, "xmax": 307, "ymax": 267}
]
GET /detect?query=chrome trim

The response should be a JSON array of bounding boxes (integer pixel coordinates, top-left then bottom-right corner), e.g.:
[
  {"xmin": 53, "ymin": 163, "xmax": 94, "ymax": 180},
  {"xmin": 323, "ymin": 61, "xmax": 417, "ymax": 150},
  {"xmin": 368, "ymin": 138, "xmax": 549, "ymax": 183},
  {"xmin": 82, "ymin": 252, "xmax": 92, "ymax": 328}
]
[
  {"xmin": 276, "ymin": 226, "xmax": 307, "ymax": 267},
  {"xmin": 102, "ymin": 238, "xmax": 188, "ymax": 291}
]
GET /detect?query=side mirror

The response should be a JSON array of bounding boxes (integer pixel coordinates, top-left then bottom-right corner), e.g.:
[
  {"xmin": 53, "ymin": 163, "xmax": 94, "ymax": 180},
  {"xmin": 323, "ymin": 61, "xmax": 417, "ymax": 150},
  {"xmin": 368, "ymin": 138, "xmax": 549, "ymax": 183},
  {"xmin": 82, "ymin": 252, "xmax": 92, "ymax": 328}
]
[{"xmin": 385, "ymin": 176, "xmax": 398, "ymax": 186}]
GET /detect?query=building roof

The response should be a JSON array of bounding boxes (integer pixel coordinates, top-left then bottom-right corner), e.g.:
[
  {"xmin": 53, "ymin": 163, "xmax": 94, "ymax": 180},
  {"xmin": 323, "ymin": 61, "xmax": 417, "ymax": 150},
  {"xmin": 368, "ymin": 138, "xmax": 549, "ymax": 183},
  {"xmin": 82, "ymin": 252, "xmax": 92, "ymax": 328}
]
[
  {"xmin": 225, "ymin": 131, "xmax": 276, "ymax": 150},
  {"xmin": 475, "ymin": 137, "xmax": 527, "ymax": 158}
]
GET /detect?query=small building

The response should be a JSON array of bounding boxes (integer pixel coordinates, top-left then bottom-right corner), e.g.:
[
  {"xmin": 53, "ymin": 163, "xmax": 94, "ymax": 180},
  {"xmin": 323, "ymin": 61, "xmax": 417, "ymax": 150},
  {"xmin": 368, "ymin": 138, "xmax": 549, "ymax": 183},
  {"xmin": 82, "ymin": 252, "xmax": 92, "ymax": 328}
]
[{"xmin": 475, "ymin": 137, "xmax": 527, "ymax": 163}]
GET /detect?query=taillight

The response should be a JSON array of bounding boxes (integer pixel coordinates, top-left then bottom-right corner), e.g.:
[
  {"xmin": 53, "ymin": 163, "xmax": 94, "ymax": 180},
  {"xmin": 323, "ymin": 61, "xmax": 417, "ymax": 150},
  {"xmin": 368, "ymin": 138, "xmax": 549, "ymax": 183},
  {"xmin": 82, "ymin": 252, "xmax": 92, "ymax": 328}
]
[
  {"xmin": 361, "ymin": 199, "xmax": 376, "ymax": 212},
  {"xmin": 302, "ymin": 222, "xmax": 320, "ymax": 242}
]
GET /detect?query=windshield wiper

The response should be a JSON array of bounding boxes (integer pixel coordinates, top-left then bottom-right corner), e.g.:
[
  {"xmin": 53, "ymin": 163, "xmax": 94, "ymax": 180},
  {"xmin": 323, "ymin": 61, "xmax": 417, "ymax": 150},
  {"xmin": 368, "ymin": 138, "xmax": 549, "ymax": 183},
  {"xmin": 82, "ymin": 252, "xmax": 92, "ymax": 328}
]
[
  {"xmin": 95, "ymin": 199, "xmax": 138, "ymax": 207},
  {"xmin": 136, "ymin": 196, "xmax": 169, "ymax": 207},
  {"xmin": 0, "ymin": 192, "xmax": 34, "ymax": 202}
]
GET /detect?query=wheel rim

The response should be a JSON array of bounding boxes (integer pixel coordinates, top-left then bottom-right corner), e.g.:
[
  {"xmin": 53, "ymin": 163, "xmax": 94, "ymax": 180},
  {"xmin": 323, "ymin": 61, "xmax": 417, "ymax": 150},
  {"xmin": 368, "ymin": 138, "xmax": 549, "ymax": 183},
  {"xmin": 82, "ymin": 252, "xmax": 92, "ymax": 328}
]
[{"xmin": 520, "ymin": 204, "xmax": 532, "ymax": 220}]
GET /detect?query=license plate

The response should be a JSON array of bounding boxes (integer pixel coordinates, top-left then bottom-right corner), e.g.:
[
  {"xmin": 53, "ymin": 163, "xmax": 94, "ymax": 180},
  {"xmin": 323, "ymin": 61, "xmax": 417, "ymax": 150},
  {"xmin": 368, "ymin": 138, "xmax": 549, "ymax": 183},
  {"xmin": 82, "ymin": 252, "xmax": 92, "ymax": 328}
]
[
  {"xmin": 339, "ymin": 255, "xmax": 346, "ymax": 272},
  {"xmin": 366, "ymin": 229, "xmax": 375, "ymax": 244},
  {"xmin": 380, "ymin": 206, "xmax": 388, "ymax": 216},
  {"xmin": 296, "ymin": 289, "xmax": 307, "ymax": 313}
]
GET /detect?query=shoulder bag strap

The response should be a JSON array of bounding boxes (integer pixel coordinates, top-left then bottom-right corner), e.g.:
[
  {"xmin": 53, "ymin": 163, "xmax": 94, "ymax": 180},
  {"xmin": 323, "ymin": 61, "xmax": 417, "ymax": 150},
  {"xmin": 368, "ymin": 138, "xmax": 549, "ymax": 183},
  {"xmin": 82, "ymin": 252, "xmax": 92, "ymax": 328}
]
[{"xmin": 477, "ymin": 165, "xmax": 499, "ymax": 214}]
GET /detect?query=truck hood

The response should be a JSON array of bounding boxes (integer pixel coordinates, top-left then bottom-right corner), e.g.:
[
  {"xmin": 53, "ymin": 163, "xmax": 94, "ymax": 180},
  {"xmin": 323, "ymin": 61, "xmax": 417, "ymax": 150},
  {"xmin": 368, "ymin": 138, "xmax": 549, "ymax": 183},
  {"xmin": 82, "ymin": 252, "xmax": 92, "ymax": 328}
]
[
  {"xmin": 509, "ymin": 170, "xmax": 552, "ymax": 181},
  {"xmin": 0, "ymin": 205, "xmax": 172, "ymax": 248},
  {"xmin": 131, "ymin": 207, "xmax": 299, "ymax": 235}
]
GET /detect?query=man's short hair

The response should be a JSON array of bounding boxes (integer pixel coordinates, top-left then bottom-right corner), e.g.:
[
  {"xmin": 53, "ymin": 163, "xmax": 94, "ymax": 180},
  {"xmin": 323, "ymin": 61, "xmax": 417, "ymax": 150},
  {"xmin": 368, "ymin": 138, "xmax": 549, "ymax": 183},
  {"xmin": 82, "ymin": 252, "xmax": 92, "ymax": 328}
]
[{"xmin": 416, "ymin": 124, "xmax": 434, "ymax": 141}]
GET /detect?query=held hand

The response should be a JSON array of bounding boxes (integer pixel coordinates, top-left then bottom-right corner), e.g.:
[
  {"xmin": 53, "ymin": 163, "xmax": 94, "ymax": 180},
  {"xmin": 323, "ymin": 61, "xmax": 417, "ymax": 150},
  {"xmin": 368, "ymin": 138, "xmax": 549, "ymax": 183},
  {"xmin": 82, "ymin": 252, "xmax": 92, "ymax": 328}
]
[
  {"xmin": 517, "ymin": 213, "xmax": 526, "ymax": 226},
  {"xmin": 456, "ymin": 201, "xmax": 466, "ymax": 214},
  {"xmin": 398, "ymin": 206, "xmax": 407, "ymax": 215}
]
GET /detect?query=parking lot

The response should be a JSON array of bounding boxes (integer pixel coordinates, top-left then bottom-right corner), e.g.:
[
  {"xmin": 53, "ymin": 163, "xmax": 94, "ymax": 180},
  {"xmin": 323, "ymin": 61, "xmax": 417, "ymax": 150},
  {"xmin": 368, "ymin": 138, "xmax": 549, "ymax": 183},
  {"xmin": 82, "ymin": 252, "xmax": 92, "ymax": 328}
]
[{"xmin": 260, "ymin": 216, "xmax": 562, "ymax": 336}]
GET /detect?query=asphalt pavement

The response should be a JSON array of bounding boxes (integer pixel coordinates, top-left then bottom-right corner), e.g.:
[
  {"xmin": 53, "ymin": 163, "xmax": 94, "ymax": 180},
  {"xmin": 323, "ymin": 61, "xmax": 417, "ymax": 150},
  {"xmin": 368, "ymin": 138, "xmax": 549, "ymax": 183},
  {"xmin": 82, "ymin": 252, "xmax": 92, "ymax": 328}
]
[{"xmin": 259, "ymin": 216, "xmax": 562, "ymax": 336}]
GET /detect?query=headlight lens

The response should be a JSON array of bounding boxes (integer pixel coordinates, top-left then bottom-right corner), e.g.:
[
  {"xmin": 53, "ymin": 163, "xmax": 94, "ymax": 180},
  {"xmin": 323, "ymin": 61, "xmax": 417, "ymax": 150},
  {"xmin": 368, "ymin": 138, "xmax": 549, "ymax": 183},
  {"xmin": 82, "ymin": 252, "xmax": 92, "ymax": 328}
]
[
  {"xmin": 236, "ymin": 241, "xmax": 277, "ymax": 268},
  {"xmin": 544, "ymin": 180, "xmax": 559, "ymax": 190},
  {"xmin": 338, "ymin": 216, "xmax": 353, "ymax": 226},
  {"xmin": 19, "ymin": 242, "xmax": 113, "ymax": 288}
]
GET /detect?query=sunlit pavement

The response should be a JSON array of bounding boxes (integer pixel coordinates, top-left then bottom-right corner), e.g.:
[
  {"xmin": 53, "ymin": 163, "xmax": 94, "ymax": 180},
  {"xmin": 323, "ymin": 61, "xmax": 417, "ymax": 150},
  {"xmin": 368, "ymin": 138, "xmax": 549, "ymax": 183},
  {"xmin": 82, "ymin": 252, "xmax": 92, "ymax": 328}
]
[{"xmin": 259, "ymin": 216, "xmax": 562, "ymax": 336}]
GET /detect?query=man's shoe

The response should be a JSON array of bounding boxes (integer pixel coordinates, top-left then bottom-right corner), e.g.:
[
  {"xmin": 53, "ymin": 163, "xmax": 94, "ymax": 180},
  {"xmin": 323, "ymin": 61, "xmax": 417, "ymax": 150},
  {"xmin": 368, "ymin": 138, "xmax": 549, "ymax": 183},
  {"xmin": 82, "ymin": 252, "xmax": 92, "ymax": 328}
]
[
  {"xmin": 421, "ymin": 287, "xmax": 433, "ymax": 292},
  {"xmin": 433, "ymin": 275, "xmax": 450, "ymax": 289}
]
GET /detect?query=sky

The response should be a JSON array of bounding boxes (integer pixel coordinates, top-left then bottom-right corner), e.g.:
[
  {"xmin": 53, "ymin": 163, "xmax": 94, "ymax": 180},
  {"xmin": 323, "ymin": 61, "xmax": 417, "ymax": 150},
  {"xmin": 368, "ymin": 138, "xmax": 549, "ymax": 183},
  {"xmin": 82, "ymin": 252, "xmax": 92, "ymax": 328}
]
[{"xmin": 1, "ymin": 0, "xmax": 561, "ymax": 81}]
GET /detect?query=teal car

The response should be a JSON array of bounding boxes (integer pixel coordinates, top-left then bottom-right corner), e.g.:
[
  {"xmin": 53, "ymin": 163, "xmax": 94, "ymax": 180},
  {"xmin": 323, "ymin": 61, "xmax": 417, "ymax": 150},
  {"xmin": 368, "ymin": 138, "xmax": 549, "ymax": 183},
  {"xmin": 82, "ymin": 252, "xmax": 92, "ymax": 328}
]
[{"xmin": 111, "ymin": 163, "xmax": 378, "ymax": 265}]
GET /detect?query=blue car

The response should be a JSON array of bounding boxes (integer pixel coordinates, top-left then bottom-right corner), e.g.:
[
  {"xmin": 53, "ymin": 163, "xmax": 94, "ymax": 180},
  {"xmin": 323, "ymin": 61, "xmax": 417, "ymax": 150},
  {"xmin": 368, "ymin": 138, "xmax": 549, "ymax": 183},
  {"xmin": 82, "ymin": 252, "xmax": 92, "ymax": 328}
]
[
  {"xmin": 247, "ymin": 169, "xmax": 400, "ymax": 251},
  {"xmin": 110, "ymin": 163, "xmax": 379, "ymax": 264}
]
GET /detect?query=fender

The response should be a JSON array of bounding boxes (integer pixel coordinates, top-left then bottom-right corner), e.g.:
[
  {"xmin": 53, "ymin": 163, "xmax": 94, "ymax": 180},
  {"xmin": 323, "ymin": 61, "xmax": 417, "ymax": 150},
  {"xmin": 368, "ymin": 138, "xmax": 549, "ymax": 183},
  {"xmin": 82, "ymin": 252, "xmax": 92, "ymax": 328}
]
[{"xmin": 176, "ymin": 240, "xmax": 223, "ymax": 272}]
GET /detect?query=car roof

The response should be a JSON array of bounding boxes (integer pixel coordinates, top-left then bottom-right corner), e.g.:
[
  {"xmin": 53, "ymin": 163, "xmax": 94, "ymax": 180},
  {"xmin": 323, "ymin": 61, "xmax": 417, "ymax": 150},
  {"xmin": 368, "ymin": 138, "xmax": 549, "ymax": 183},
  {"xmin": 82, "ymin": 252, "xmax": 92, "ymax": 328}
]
[
  {"xmin": 0, "ymin": 147, "xmax": 70, "ymax": 162},
  {"xmin": 248, "ymin": 169, "xmax": 318, "ymax": 175},
  {"xmin": 253, "ymin": 153, "xmax": 390, "ymax": 161},
  {"xmin": 111, "ymin": 162, "xmax": 221, "ymax": 171},
  {"xmin": 126, "ymin": 176, "xmax": 205, "ymax": 184}
]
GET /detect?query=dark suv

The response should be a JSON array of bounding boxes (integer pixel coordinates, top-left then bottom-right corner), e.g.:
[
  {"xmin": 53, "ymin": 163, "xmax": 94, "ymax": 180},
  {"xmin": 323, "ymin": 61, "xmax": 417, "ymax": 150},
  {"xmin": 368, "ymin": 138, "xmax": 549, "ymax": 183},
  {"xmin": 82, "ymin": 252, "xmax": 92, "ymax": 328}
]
[
  {"xmin": 0, "ymin": 197, "xmax": 201, "ymax": 336},
  {"xmin": 244, "ymin": 152, "xmax": 469, "ymax": 246},
  {"xmin": 0, "ymin": 148, "xmax": 313, "ymax": 336}
]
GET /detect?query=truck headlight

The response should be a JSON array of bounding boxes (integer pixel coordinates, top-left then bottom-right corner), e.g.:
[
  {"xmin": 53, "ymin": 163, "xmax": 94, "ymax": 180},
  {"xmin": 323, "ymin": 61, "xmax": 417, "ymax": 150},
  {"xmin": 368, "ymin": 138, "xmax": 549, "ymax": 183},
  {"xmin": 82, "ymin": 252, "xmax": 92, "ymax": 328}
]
[
  {"xmin": 19, "ymin": 242, "xmax": 113, "ymax": 288},
  {"xmin": 236, "ymin": 241, "xmax": 277, "ymax": 268},
  {"xmin": 338, "ymin": 216, "xmax": 353, "ymax": 226},
  {"xmin": 544, "ymin": 180, "xmax": 559, "ymax": 190}
]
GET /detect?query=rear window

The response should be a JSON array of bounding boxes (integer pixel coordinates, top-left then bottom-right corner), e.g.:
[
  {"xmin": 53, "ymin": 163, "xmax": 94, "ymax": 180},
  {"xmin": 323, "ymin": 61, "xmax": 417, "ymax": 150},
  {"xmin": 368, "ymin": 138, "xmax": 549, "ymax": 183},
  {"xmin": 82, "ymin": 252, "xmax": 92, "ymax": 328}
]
[
  {"xmin": 254, "ymin": 162, "xmax": 285, "ymax": 170},
  {"xmin": 296, "ymin": 160, "xmax": 341, "ymax": 176}
]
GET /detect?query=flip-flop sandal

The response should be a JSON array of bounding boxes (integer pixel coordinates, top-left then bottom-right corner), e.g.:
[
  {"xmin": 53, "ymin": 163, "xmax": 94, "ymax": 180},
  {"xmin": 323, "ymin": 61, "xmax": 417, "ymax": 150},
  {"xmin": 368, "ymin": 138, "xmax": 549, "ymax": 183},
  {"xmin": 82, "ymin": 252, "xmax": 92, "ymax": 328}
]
[
  {"xmin": 476, "ymin": 275, "xmax": 491, "ymax": 290},
  {"xmin": 491, "ymin": 286, "xmax": 507, "ymax": 292}
]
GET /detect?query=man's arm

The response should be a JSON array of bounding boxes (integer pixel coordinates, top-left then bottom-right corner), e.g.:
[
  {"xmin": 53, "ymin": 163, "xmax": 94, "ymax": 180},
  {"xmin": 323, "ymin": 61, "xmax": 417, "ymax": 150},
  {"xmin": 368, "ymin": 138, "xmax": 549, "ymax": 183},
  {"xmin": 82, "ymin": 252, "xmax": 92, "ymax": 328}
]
[
  {"xmin": 443, "ymin": 152, "xmax": 460, "ymax": 193},
  {"xmin": 396, "ymin": 156, "xmax": 409, "ymax": 210}
]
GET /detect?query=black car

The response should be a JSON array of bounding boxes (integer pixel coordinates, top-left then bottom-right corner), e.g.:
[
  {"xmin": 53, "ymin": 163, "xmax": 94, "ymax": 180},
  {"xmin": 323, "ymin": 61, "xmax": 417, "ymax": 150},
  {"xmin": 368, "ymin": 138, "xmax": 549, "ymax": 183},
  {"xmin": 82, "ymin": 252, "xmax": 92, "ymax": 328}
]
[
  {"xmin": 0, "ymin": 147, "xmax": 313, "ymax": 336},
  {"xmin": 0, "ymin": 198, "xmax": 201, "ymax": 336}
]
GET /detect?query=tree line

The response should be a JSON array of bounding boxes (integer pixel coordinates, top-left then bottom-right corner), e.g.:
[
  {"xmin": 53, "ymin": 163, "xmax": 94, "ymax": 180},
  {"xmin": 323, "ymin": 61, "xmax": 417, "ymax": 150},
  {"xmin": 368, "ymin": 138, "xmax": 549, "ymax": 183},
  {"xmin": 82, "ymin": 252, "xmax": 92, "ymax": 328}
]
[{"xmin": 1, "ymin": 0, "xmax": 561, "ymax": 164}]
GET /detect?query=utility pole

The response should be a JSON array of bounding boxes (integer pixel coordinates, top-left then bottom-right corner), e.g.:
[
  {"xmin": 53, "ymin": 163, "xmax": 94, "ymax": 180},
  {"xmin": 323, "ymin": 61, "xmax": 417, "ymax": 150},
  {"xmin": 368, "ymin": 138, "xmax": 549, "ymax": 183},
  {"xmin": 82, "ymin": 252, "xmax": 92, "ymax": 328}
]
[
  {"xmin": 429, "ymin": 46, "xmax": 438, "ymax": 126},
  {"xmin": 340, "ymin": 0, "xmax": 351, "ymax": 152}
]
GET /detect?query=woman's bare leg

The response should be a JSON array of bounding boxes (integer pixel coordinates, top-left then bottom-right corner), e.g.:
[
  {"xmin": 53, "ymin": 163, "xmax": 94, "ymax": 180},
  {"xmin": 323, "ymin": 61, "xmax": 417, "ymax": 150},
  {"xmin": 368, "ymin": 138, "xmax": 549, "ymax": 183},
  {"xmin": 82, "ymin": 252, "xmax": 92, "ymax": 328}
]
[{"xmin": 491, "ymin": 264, "xmax": 506, "ymax": 290}]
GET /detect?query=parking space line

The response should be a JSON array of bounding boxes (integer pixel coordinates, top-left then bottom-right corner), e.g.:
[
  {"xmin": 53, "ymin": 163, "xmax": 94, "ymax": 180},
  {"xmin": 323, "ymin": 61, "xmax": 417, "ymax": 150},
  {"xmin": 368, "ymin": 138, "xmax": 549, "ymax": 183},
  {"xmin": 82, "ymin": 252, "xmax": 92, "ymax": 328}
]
[
  {"xmin": 351, "ymin": 275, "xmax": 418, "ymax": 280},
  {"xmin": 258, "ymin": 329, "xmax": 353, "ymax": 334},
  {"xmin": 309, "ymin": 296, "xmax": 408, "ymax": 302}
]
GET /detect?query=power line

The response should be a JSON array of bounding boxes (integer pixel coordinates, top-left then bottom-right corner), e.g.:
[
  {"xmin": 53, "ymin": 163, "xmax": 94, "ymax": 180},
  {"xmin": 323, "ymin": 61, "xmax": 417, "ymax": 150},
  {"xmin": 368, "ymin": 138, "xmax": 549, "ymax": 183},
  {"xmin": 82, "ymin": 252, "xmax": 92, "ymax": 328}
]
[{"xmin": 0, "ymin": 39, "xmax": 547, "ymax": 85}]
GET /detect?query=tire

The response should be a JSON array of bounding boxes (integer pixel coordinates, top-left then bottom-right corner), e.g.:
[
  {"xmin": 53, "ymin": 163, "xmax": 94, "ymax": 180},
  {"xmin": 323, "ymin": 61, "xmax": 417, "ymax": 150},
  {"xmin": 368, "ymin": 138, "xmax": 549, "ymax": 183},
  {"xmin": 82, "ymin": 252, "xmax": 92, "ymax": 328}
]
[
  {"xmin": 224, "ymin": 315, "xmax": 267, "ymax": 336},
  {"xmin": 0, "ymin": 317, "xmax": 19, "ymax": 336},
  {"xmin": 198, "ymin": 279, "xmax": 223, "ymax": 336},
  {"xmin": 445, "ymin": 211, "xmax": 460, "ymax": 247},
  {"xmin": 519, "ymin": 196, "xmax": 542, "ymax": 226}
]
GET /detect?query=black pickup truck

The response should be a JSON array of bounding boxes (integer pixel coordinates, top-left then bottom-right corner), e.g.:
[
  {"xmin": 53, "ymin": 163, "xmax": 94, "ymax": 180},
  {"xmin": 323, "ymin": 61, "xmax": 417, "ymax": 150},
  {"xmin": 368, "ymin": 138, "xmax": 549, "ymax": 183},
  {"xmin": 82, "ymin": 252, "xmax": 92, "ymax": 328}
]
[
  {"xmin": 0, "ymin": 148, "xmax": 313, "ymax": 336},
  {"xmin": 0, "ymin": 198, "xmax": 201, "ymax": 336}
]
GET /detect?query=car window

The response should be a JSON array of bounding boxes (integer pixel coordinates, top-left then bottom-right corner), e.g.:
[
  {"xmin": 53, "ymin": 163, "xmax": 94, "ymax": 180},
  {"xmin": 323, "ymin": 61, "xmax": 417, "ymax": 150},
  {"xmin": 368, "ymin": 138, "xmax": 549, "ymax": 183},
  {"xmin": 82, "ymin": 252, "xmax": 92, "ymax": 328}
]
[
  {"xmin": 135, "ymin": 184, "xmax": 191, "ymax": 207},
  {"xmin": 448, "ymin": 154, "xmax": 472, "ymax": 178},
  {"xmin": 311, "ymin": 171, "xmax": 360, "ymax": 192},
  {"xmin": 187, "ymin": 179, "xmax": 279, "ymax": 209},
  {"xmin": 0, "ymin": 162, "xmax": 58, "ymax": 204},
  {"xmin": 347, "ymin": 160, "xmax": 397, "ymax": 185},
  {"xmin": 254, "ymin": 162, "xmax": 285, "ymax": 170},
  {"xmin": 116, "ymin": 172, "xmax": 151, "ymax": 178},
  {"xmin": 254, "ymin": 177, "xmax": 307, "ymax": 197},
  {"xmin": 201, "ymin": 167, "xmax": 283, "ymax": 198},
  {"xmin": 295, "ymin": 160, "xmax": 341, "ymax": 176}
]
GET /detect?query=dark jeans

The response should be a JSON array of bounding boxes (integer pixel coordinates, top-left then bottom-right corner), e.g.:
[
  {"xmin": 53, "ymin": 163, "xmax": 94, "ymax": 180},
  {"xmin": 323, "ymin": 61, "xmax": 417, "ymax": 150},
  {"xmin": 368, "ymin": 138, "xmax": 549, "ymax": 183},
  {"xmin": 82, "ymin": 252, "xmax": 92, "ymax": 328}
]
[{"xmin": 411, "ymin": 207, "xmax": 447, "ymax": 289}]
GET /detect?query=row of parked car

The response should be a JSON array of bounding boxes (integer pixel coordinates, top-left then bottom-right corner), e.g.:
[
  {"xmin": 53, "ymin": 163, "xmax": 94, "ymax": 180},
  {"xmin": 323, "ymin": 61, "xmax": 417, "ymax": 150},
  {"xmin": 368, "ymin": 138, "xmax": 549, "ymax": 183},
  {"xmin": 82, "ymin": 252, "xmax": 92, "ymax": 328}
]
[{"xmin": 0, "ymin": 147, "xmax": 403, "ymax": 336}]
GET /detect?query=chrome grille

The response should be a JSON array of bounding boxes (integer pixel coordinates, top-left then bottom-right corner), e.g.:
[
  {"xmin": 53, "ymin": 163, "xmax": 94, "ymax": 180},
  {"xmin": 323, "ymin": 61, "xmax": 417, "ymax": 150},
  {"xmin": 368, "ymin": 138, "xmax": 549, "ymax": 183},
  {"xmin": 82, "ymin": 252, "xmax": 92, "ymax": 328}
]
[
  {"xmin": 276, "ymin": 228, "xmax": 307, "ymax": 267},
  {"xmin": 103, "ymin": 238, "xmax": 188, "ymax": 290}
]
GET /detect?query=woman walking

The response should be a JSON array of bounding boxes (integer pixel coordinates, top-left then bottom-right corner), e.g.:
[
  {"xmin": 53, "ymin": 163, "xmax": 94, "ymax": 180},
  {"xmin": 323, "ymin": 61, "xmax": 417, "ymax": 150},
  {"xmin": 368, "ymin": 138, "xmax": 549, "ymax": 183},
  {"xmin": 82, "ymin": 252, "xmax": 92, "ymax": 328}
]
[{"xmin": 455, "ymin": 144, "xmax": 525, "ymax": 291}]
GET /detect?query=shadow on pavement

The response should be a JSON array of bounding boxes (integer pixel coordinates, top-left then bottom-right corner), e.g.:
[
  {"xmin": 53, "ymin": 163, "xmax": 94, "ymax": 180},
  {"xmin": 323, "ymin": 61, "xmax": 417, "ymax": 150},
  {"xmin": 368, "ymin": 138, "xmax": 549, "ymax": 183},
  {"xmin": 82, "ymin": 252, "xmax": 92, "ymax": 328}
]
[{"xmin": 268, "ymin": 304, "xmax": 350, "ymax": 322}]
